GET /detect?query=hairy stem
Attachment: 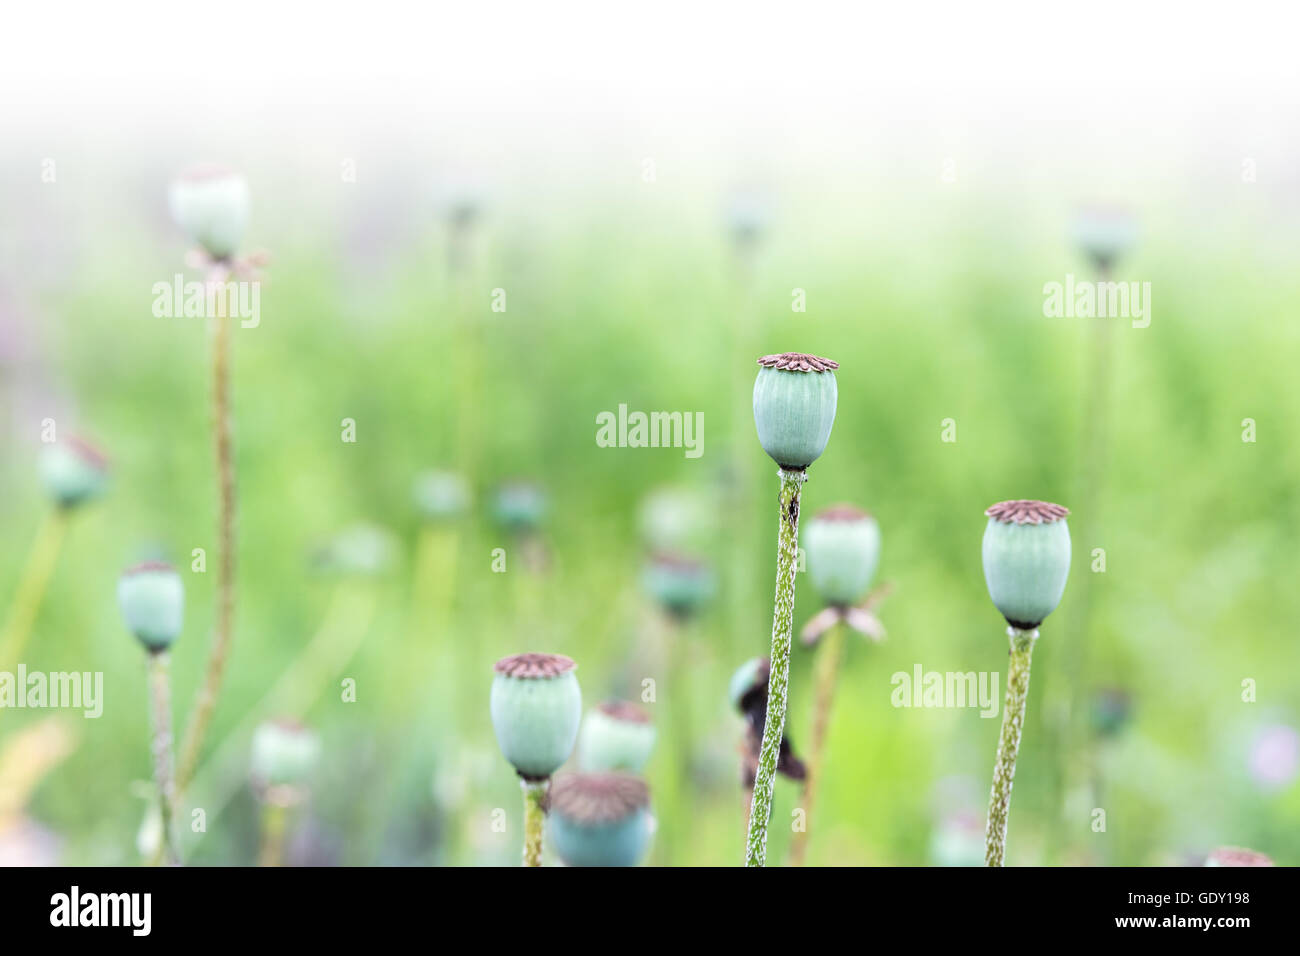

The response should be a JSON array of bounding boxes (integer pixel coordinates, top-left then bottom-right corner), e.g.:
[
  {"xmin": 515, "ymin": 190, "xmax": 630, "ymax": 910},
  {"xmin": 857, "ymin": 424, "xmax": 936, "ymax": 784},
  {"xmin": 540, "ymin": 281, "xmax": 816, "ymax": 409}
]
[
  {"xmin": 177, "ymin": 310, "xmax": 237, "ymax": 792},
  {"xmin": 521, "ymin": 778, "xmax": 548, "ymax": 867},
  {"xmin": 985, "ymin": 627, "xmax": 1038, "ymax": 867},
  {"xmin": 0, "ymin": 509, "xmax": 68, "ymax": 672},
  {"xmin": 745, "ymin": 467, "xmax": 807, "ymax": 867},
  {"xmin": 788, "ymin": 619, "xmax": 845, "ymax": 866},
  {"xmin": 147, "ymin": 650, "xmax": 179, "ymax": 866}
]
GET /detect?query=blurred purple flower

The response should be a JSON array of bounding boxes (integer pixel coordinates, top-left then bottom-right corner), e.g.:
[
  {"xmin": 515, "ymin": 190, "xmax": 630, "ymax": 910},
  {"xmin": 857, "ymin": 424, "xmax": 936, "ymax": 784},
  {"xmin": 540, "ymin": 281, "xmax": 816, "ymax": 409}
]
[{"xmin": 1249, "ymin": 724, "xmax": 1299, "ymax": 792}]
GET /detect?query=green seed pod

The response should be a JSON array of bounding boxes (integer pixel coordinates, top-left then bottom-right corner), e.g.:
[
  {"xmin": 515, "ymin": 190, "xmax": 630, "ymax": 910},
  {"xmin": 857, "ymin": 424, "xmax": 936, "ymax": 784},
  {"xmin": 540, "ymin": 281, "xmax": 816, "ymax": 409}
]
[
  {"xmin": 546, "ymin": 772, "xmax": 652, "ymax": 867},
  {"xmin": 491, "ymin": 653, "xmax": 582, "ymax": 779},
  {"xmin": 315, "ymin": 523, "xmax": 397, "ymax": 576},
  {"xmin": 168, "ymin": 165, "xmax": 250, "ymax": 261},
  {"xmin": 641, "ymin": 552, "xmax": 714, "ymax": 620},
  {"xmin": 117, "ymin": 562, "xmax": 184, "ymax": 652},
  {"xmin": 752, "ymin": 353, "xmax": 838, "ymax": 470},
  {"xmin": 728, "ymin": 656, "xmax": 768, "ymax": 713},
  {"xmin": 250, "ymin": 719, "xmax": 321, "ymax": 791},
  {"xmin": 637, "ymin": 485, "xmax": 713, "ymax": 553},
  {"xmin": 579, "ymin": 701, "xmax": 656, "ymax": 773},
  {"xmin": 1070, "ymin": 205, "xmax": 1137, "ymax": 273},
  {"xmin": 39, "ymin": 436, "xmax": 108, "ymax": 509},
  {"xmin": 492, "ymin": 481, "xmax": 547, "ymax": 534},
  {"xmin": 803, "ymin": 504, "xmax": 880, "ymax": 608},
  {"xmin": 412, "ymin": 470, "xmax": 471, "ymax": 522},
  {"xmin": 981, "ymin": 500, "xmax": 1072, "ymax": 630},
  {"xmin": 1204, "ymin": 846, "xmax": 1273, "ymax": 867},
  {"xmin": 1090, "ymin": 687, "xmax": 1132, "ymax": 740}
]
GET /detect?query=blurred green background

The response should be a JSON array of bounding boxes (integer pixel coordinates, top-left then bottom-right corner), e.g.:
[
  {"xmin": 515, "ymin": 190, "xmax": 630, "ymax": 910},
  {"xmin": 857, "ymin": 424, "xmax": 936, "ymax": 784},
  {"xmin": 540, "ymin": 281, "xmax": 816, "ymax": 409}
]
[{"xmin": 1, "ymin": 160, "xmax": 1298, "ymax": 866}]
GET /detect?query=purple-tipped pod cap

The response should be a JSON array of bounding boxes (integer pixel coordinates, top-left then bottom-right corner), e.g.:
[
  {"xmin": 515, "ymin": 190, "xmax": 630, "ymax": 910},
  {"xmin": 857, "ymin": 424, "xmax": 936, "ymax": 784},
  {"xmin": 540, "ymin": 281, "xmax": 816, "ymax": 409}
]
[
  {"xmin": 752, "ymin": 353, "xmax": 838, "ymax": 470},
  {"xmin": 981, "ymin": 500, "xmax": 1071, "ymax": 630},
  {"xmin": 1204, "ymin": 846, "xmax": 1274, "ymax": 867}
]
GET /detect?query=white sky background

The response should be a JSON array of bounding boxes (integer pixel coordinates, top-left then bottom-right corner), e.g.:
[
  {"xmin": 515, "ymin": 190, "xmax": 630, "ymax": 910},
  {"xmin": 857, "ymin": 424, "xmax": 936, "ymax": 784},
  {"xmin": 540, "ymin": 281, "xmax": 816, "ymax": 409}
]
[
  {"xmin": 2, "ymin": 0, "xmax": 1298, "ymax": 223},
  {"xmin": 4, "ymin": 1, "xmax": 1296, "ymax": 133}
]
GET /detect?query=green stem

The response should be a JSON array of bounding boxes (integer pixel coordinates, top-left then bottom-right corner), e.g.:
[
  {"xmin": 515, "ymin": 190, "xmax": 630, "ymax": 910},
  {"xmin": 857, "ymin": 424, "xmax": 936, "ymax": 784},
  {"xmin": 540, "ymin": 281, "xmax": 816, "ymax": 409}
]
[
  {"xmin": 745, "ymin": 467, "xmax": 806, "ymax": 867},
  {"xmin": 258, "ymin": 802, "xmax": 289, "ymax": 867},
  {"xmin": 788, "ymin": 618, "xmax": 844, "ymax": 866},
  {"xmin": 521, "ymin": 778, "xmax": 547, "ymax": 867},
  {"xmin": 985, "ymin": 627, "xmax": 1038, "ymax": 867},
  {"xmin": 0, "ymin": 509, "xmax": 68, "ymax": 673},
  {"xmin": 177, "ymin": 309, "xmax": 238, "ymax": 793},
  {"xmin": 147, "ymin": 650, "xmax": 179, "ymax": 866}
]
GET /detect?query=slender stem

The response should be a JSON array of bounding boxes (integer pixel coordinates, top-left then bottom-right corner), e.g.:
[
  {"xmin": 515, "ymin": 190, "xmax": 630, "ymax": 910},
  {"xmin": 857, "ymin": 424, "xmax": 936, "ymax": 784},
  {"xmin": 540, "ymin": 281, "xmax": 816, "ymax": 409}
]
[
  {"xmin": 177, "ymin": 311, "xmax": 237, "ymax": 792},
  {"xmin": 985, "ymin": 627, "xmax": 1038, "ymax": 867},
  {"xmin": 788, "ymin": 618, "xmax": 845, "ymax": 866},
  {"xmin": 147, "ymin": 650, "xmax": 179, "ymax": 866},
  {"xmin": 521, "ymin": 778, "xmax": 547, "ymax": 867},
  {"xmin": 258, "ymin": 803, "xmax": 289, "ymax": 867},
  {"xmin": 745, "ymin": 467, "xmax": 806, "ymax": 867},
  {"xmin": 0, "ymin": 509, "xmax": 69, "ymax": 672}
]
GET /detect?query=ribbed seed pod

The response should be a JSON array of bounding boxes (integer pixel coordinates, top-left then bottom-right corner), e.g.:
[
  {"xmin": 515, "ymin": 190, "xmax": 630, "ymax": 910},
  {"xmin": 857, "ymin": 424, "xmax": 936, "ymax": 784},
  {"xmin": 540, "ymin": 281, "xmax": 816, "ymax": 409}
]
[
  {"xmin": 490, "ymin": 653, "xmax": 581, "ymax": 779},
  {"xmin": 546, "ymin": 772, "xmax": 652, "ymax": 867}
]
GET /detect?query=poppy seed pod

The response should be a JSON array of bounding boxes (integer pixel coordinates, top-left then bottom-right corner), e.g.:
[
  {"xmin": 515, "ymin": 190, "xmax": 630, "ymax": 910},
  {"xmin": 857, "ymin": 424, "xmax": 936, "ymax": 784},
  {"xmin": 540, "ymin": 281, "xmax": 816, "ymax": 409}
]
[
  {"xmin": 250, "ymin": 719, "xmax": 321, "ymax": 790},
  {"xmin": 39, "ymin": 436, "xmax": 108, "ymax": 509},
  {"xmin": 1204, "ymin": 846, "xmax": 1273, "ymax": 867},
  {"xmin": 412, "ymin": 470, "xmax": 471, "ymax": 522},
  {"xmin": 1070, "ymin": 205, "xmax": 1137, "ymax": 273},
  {"xmin": 117, "ymin": 562, "xmax": 184, "ymax": 652},
  {"xmin": 641, "ymin": 552, "xmax": 714, "ymax": 620},
  {"xmin": 804, "ymin": 504, "xmax": 881, "ymax": 608},
  {"xmin": 579, "ymin": 701, "xmax": 656, "ymax": 773},
  {"xmin": 752, "ymin": 353, "xmax": 838, "ymax": 470},
  {"xmin": 546, "ymin": 772, "xmax": 652, "ymax": 867},
  {"xmin": 982, "ymin": 500, "xmax": 1072, "ymax": 630},
  {"xmin": 728, "ymin": 657, "xmax": 768, "ymax": 713},
  {"xmin": 492, "ymin": 481, "xmax": 547, "ymax": 534},
  {"xmin": 168, "ymin": 165, "xmax": 250, "ymax": 261},
  {"xmin": 490, "ymin": 653, "xmax": 582, "ymax": 779}
]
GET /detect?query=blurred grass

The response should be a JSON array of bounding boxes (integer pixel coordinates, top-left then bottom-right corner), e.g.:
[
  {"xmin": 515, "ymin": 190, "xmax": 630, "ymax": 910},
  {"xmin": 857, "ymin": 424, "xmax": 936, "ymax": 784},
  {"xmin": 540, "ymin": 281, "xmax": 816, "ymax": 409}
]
[{"xmin": 1, "ymin": 174, "xmax": 1298, "ymax": 865}]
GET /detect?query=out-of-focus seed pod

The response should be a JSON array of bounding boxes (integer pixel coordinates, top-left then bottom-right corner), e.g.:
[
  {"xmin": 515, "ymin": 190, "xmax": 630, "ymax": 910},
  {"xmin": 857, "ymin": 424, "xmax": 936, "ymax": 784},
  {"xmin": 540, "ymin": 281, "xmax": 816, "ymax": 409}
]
[
  {"xmin": 250, "ymin": 719, "xmax": 321, "ymax": 793},
  {"xmin": 412, "ymin": 470, "xmax": 471, "ymax": 522},
  {"xmin": 39, "ymin": 436, "xmax": 108, "ymax": 510},
  {"xmin": 579, "ymin": 701, "xmax": 656, "ymax": 773},
  {"xmin": 546, "ymin": 772, "xmax": 652, "ymax": 867},
  {"xmin": 1070, "ymin": 205, "xmax": 1137, "ymax": 273},
  {"xmin": 169, "ymin": 165, "xmax": 250, "ymax": 261},
  {"xmin": 803, "ymin": 504, "xmax": 880, "ymax": 608},
  {"xmin": 1204, "ymin": 846, "xmax": 1273, "ymax": 867},
  {"xmin": 641, "ymin": 552, "xmax": 714, "ymax": 620},
  {"xmin": 492, "ymin": 481, "xmax": 547, "ymax": 535},
  {"xmin": 117, "ymin": 562, "xmax": 184, "ymax": 652}
]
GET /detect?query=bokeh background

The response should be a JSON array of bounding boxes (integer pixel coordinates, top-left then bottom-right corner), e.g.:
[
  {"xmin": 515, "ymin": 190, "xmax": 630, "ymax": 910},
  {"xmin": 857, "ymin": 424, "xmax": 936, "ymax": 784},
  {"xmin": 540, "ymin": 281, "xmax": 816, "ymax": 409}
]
[{"xmin": 2, "ymin": 1, "xmax": 1298, "ymax": 866}]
